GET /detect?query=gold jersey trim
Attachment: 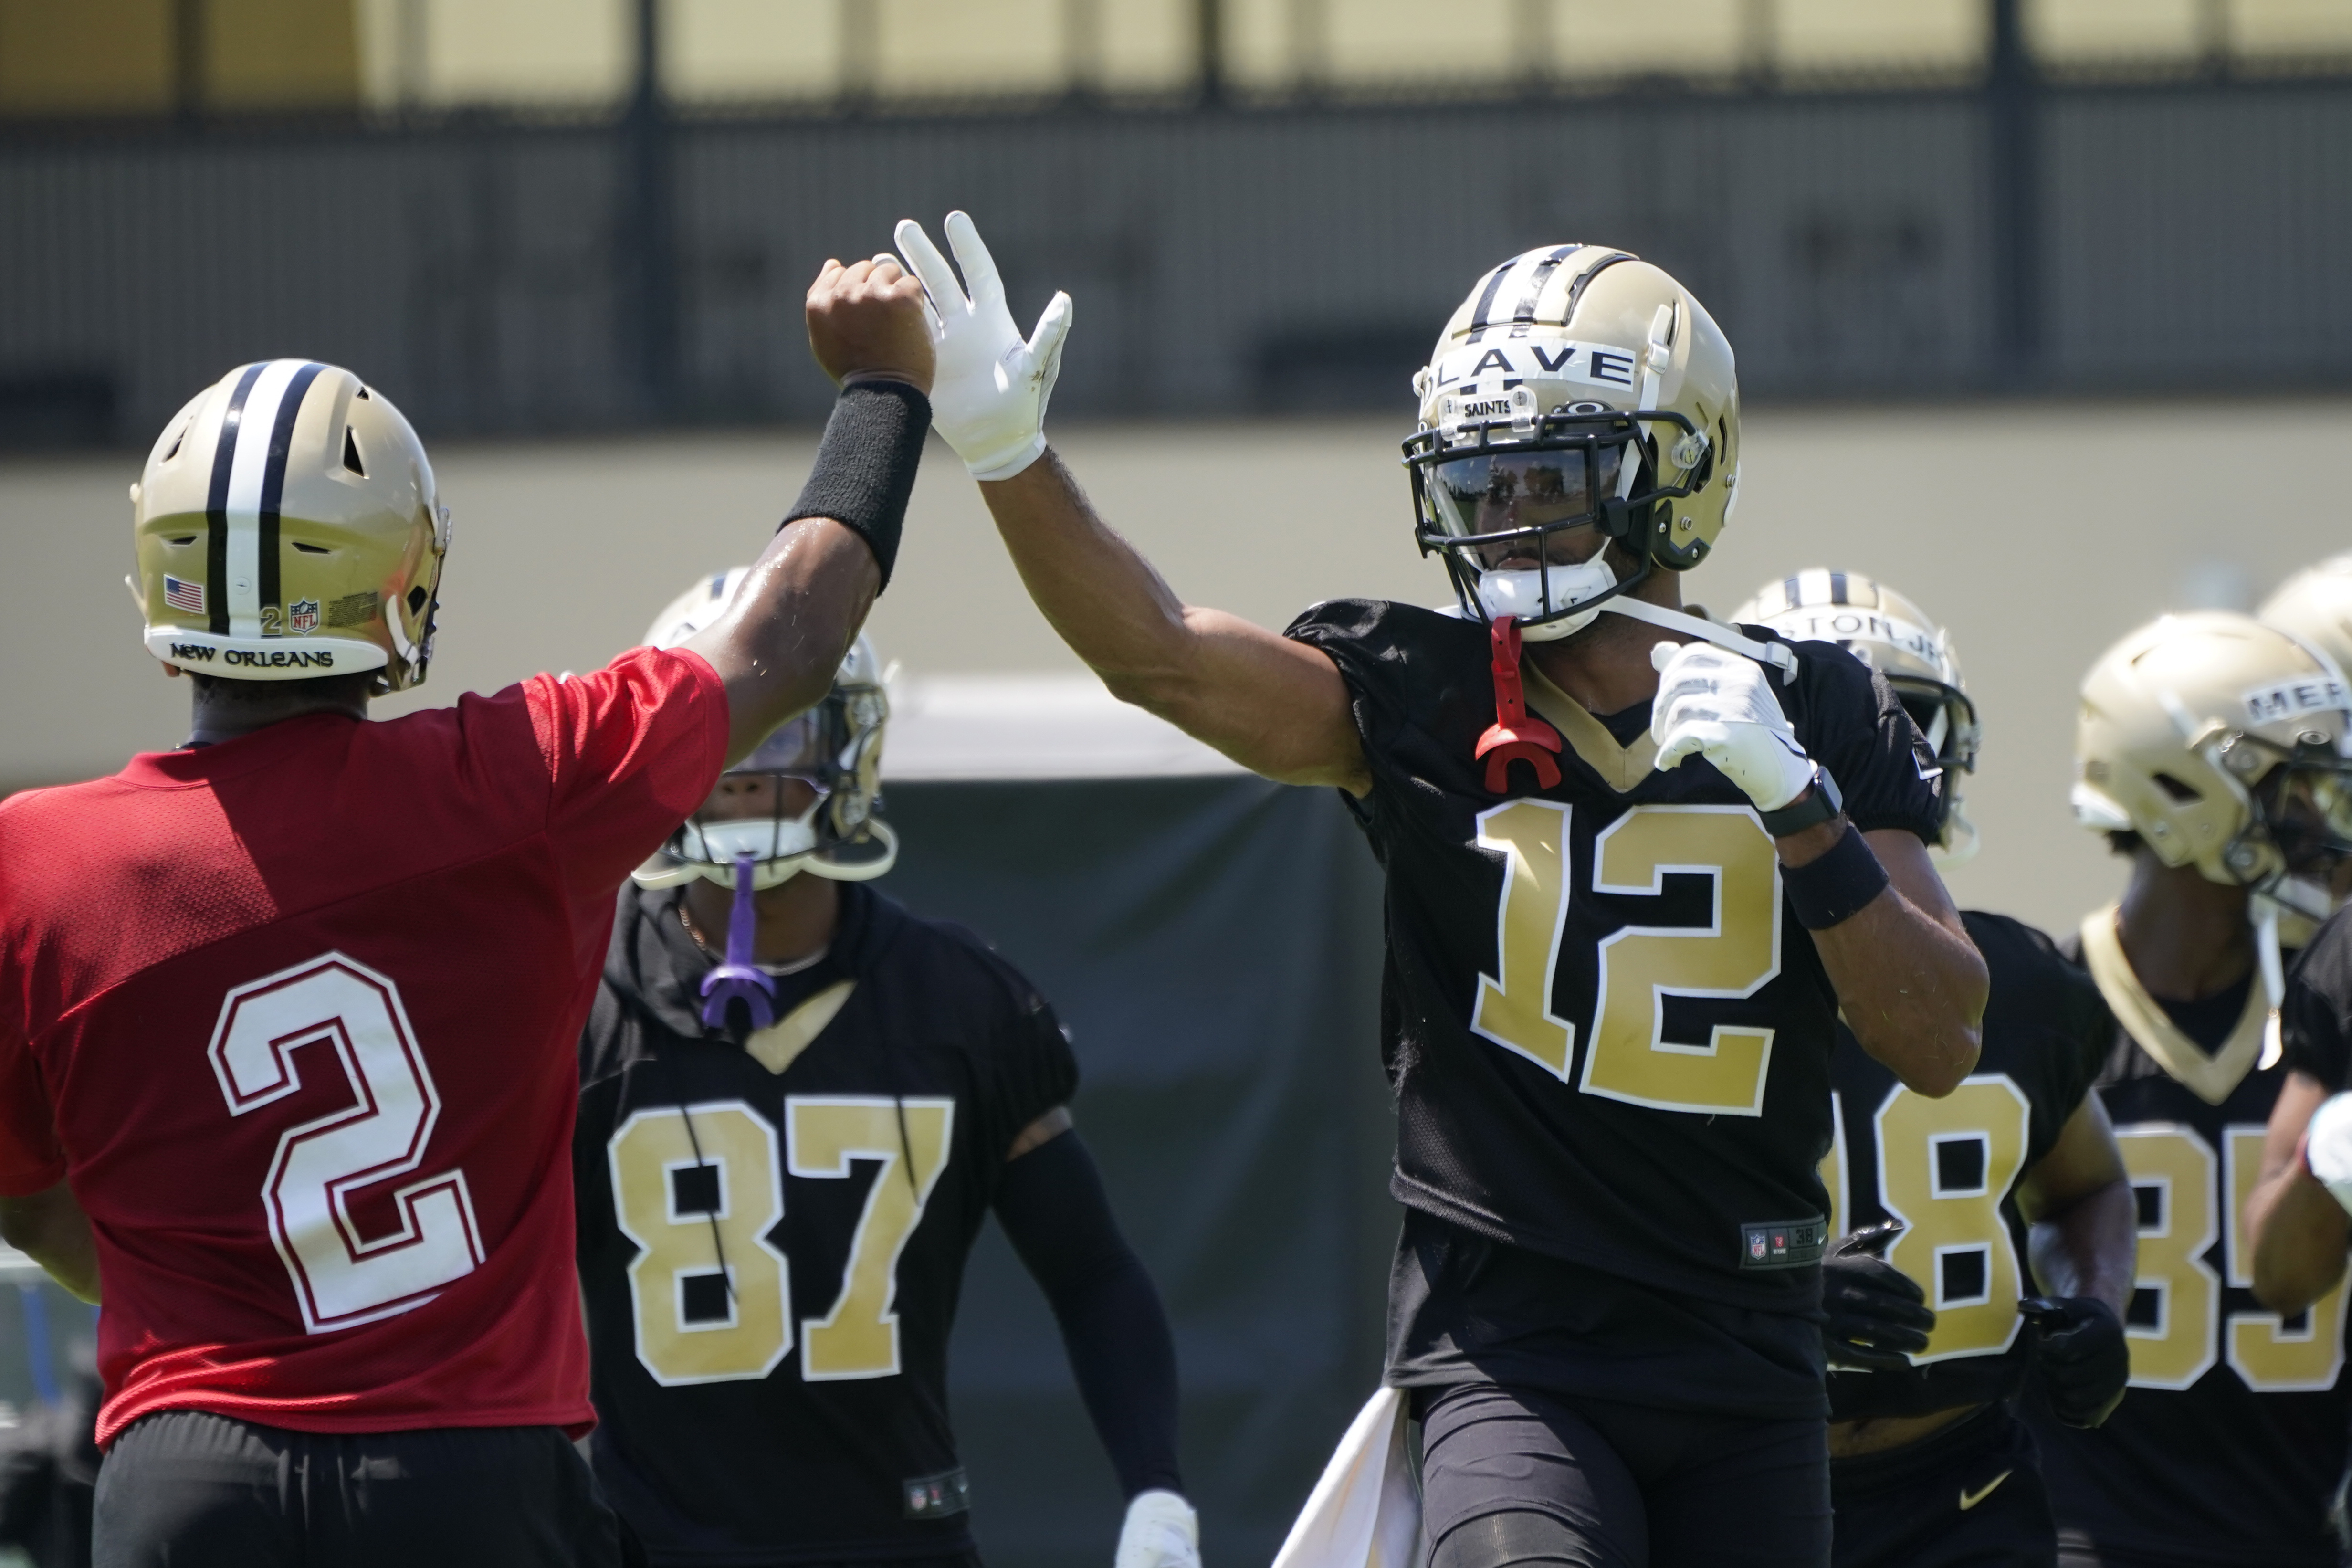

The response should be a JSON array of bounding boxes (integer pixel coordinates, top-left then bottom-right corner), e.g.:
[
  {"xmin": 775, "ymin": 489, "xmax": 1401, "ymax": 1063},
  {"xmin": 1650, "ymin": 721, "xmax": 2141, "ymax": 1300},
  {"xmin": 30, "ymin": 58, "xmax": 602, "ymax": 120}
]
[
  {"xmin": 1522, "ymin": 664, "xmax": 1659, "ymax": 794},
  {"xmin": 745, "ymin": 979, "xmax": 858, "ymax": 1076},
  {"xmin": 2078, "ymin": 903, "xmax": 2270, "ymax": 1106}
]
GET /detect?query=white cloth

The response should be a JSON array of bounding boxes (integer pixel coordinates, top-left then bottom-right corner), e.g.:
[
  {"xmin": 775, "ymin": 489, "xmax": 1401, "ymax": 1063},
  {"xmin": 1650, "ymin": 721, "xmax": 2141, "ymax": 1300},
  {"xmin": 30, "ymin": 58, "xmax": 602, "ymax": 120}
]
[
  {"xmin": 2307, "ymin": 1092, "xmax": 2352, "ymax": 1217},
  {"xmin": 1649, "ymin": 640, "xmax": 1816, "ymax": 811},
  {"xmin": 1269, "ymin": 1387, "xmax": 1423, "ymax": 1568},
  {"xmin": 1116, "ymin": 1489, "xmax": 1202, "ymax": 1568},
  {"xmin": 894, "ymin": 211, "xmax": 1072, "ymax": 482}
]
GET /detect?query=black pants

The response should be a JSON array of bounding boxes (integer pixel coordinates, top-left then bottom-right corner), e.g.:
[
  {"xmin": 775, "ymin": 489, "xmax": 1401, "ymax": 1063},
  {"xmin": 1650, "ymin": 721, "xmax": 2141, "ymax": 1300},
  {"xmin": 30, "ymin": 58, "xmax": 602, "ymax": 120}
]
[
  {"xmin": 1830, "ymin": 1404, "xmax": 2054, "ymax": 1568},
  {"xmin": 1414, "ymin": 1380, "xmax": 1831, "ymax": 1568},
  {"xmin": 94, "ymin": 1411, "xmax": 626, "ymax": 1568}
]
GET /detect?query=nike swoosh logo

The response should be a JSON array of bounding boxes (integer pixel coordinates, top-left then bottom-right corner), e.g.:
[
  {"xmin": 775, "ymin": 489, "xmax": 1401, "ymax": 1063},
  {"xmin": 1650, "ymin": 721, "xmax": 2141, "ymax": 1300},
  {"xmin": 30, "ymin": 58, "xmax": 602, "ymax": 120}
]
[{"xmin": 1958, "ymin": 1471, "xmax": 2013, "ymax": 1512}]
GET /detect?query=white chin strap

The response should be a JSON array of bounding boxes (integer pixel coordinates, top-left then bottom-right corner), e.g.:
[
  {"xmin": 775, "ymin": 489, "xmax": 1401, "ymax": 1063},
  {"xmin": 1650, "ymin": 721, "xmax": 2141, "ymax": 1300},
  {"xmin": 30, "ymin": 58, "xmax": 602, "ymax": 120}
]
[{"xmin": 1476, "ymin": 567, "xmax": 1800, "ymax": 680}]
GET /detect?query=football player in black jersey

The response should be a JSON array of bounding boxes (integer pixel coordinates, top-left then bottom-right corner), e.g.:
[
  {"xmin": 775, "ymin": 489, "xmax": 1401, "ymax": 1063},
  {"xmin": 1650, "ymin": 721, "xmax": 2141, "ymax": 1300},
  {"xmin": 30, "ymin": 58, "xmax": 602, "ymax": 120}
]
[
  {"xmin": 2026, "ymin": 610, "xmax": 2352, "ymax": 1568},
  {"xmin": 1729, "ymin": 571, "xmax": 2135, "ymax": 1568},
  {"xmin": 2245, "ymin": 556, "xmax": 2352, "ymax": 1316},
  {"xmin": 888, "ymin": 211, "xmax": 1989, "ymax": 1568},
  {"xmin": 572, "ymin": 572, "xmax": 1197, "ymax": 1568}
]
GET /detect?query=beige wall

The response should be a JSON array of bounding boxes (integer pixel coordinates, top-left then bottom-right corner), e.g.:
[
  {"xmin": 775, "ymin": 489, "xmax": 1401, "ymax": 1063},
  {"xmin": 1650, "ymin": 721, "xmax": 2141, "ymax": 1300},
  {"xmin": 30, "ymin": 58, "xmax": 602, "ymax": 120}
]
[{"xmin": 6, "ymin": 397, "xmax": 2349, "ymax": 935}]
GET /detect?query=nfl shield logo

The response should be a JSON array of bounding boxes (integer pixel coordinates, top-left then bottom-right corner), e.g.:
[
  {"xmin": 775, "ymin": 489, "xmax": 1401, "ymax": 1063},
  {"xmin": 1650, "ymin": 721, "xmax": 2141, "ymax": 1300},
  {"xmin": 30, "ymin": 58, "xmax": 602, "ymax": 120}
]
[
  {"xmin": 1750, "ymin": 1235, "xmax": 1767, "ymax": 1260},
  {"xmin": 288, "ymin": 599, "xmax": 320, "ymax": 634}
]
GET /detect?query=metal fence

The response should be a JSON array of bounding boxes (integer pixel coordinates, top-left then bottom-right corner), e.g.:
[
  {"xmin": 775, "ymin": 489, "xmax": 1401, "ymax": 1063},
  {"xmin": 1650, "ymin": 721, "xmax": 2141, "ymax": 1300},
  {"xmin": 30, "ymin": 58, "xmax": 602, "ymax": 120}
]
[{"xmin": 4, "ymin": 72, "xmax": 2352, "ymax": 448}]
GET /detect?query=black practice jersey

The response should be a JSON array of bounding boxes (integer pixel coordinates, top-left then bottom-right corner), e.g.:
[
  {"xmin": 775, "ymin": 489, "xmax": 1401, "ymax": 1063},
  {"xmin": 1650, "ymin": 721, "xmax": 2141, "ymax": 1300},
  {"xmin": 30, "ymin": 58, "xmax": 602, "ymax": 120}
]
[
  {"xmin": 1822, "ymin": 911, "xmax": 2109, "ymax": 1421},
  {"xmin": 2026, "ymin": 928, "xmax": 2352, "ymax": 1568},
  {"xmin": 1287, "ymin": 600, "xmax": 1943, "ymax": 1406},
  {"xmin": 2284, "ymin": 902, "xmax": 2352, "ymax": 1094},
  {"xmin": 574, "ymin": 883, "xmax": 1077, "ymax": 1567}
]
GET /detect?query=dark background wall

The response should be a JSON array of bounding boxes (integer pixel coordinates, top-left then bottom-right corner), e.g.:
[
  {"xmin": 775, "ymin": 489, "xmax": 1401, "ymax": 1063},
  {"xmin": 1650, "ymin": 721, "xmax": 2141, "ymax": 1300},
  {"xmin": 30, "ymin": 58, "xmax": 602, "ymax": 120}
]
[
  {"xmin": 5, "ymin": 75, "xmax": 2352, "ymax": 448},
  {"xmin": 883, "ymin": 775, "xmax": 1394, "ymax": 1568}
]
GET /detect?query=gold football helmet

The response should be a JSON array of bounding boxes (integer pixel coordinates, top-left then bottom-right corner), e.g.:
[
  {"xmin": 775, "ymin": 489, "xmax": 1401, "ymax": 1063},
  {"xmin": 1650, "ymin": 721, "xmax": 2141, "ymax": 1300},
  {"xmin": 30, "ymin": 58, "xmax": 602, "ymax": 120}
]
[
  {"xmin": 131, "ymin": 359, "xmax": 448, "ymax": 691},
  {"xmin": 2074, "ymin": 611, "xmax": 2352, "ymax": 995},
  {"xmin": 2261, "ymin": 553, "xmax": 2352, "ymax": 678},
  {"xmin": 1406, "ymin": 245, "xmax": 1740, "ymax": 641},
  {"xmin": 1728, "ymin": 570, "xmax": 1980, "ymax": 863},
  {"xmin": 631, "ymin": 568, "xmax": 895, "ymax": 891}
]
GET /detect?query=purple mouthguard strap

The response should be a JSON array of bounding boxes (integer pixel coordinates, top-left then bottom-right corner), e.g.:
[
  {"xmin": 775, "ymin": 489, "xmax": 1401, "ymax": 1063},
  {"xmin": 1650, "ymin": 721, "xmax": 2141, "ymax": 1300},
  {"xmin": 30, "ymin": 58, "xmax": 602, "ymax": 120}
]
[{"xmin": 699, "ymin": 853, "xmax": 778, "ymax": 1031}]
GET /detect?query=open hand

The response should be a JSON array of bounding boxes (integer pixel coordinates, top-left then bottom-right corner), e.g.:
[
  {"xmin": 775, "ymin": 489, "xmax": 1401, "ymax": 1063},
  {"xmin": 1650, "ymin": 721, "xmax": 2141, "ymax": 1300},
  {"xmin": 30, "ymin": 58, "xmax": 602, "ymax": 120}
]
[
  {"xmin": 805, "ymin": 254, "xmax": 934, "ymax": 394},
  {"xmin": 895, "ymin": 211, "xmax": 1071, "ymax": 481}
]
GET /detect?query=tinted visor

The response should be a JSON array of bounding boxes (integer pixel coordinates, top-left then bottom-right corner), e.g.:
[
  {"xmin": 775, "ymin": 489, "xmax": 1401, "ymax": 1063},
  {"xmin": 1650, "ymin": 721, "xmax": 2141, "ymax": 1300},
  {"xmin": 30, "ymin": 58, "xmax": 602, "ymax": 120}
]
[
  {"xmin": 733, "ymin": 703, "xmax": 843, "ymax": 782},
  {"xmin": 1424, "ymin": 445, "xmax": 1628, "ymax": 568},
  {"xmin": 2261, "ymin": 759, "xmax": 2352, "ymax": 873}
]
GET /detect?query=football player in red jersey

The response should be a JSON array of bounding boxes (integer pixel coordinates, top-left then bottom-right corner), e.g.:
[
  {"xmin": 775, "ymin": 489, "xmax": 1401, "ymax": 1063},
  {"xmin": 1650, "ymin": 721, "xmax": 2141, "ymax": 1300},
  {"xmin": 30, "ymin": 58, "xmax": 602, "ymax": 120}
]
[
  {"xmin": 891, "ymin": 211, "xmax": 1988, "ymax": 1568},
  {"xmin": 0, "ymin": 253, "xmax": 933, "ymax": 1568}
]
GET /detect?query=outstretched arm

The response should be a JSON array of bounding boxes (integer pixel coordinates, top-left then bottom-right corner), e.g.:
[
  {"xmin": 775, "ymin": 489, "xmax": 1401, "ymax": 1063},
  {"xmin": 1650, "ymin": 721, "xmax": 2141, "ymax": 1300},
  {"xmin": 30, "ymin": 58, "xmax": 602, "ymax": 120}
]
[
  {"xmin": 686, "ymin": 255, "xmax": 934, "ymax": 764},
  {"xmin": 0, "ymin": 1183, "xmax": 98, "ymax": 1305},
  {"xmin": 2247, "ymin": 1071, "xmax": 2350, "ymax": 1314},
  {"xmin": 895, "ymin": 211, "xmax": 1365, "ymax": 793},
  {"xmin": 981, "ymin": 456, "xmax": 1369, "ymax": 791}
]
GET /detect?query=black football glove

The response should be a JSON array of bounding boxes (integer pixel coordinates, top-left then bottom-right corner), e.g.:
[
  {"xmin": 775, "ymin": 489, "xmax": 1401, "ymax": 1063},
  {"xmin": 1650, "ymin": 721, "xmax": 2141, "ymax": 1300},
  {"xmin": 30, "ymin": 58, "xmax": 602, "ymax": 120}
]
[
  {"xmin": 2020, "ymin": 1296, "xmax": 2128, "ymax": 1428},
  {"xmin": 1822, "ymin": 1223, "xmax": 1935, "ymax": 1372}
]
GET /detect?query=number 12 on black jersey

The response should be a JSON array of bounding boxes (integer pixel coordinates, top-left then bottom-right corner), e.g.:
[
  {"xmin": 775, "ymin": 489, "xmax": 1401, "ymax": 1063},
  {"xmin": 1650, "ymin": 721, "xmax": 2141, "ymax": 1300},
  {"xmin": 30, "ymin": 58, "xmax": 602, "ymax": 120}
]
[{"xmin": 1472, "ymin": 800, "xmax": 1784, "ymax": 1115}]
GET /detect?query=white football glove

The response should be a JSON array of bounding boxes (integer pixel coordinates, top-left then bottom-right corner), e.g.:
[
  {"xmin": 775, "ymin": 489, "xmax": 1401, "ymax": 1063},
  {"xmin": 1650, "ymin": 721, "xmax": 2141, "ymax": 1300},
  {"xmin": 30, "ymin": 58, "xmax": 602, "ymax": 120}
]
[
  {"xmin": 1115, "ymin": 1489, "xmax": 1201, "ymax": 1568},
  {"xmin": 893, "ymin": 211, "xmax": 1072, "ymax": 482},
  {"xmin": 2306, "ymin": 1093, "xmax": 2352, "ymax": 1216},
  {"xmin": 1650, "ymin": 641, "xmax": 1816, "ymax": 812}
]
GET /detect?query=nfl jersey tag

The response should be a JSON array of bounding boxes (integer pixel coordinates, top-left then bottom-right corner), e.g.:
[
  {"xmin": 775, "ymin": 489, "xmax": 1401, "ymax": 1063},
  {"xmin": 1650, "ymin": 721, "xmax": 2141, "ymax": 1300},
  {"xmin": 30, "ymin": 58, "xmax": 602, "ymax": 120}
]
[
  {"xmin": 903, "ymin": 1467, "xmax": 971, "ymax": 1521},
  {"xmin": 1739, "ymin": 1218, "xmax": 1827, "ymax": 1270}
]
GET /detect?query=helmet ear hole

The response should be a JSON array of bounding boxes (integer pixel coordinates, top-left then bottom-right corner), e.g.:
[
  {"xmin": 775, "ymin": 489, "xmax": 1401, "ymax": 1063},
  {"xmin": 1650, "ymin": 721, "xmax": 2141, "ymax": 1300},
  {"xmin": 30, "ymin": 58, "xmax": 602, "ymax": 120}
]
[
  {"xmin": 341, "ymin": 427, "xmax": 366, "ymax": 477},
  {"xmin": 2152, "ymin": 771, "xmax": 2204, "ymax": 804},
  {"xmin": 406, "ymin": 585, "xmax": 428, "ymax": 617}
]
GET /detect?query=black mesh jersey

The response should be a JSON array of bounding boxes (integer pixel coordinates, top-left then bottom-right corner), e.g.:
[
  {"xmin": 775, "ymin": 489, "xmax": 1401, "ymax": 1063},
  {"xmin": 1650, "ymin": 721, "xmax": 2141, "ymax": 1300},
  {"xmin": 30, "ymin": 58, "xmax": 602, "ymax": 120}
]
[
  {"xmin": 1822, "ymin": 911, "xmax": 2109, "ymax": 1421},
  {"xmin": 2283, "ymin": 902, "xmax": 2352, "ymax": 1092},
  {"xmin": 2026, "ymin": 934, "xmax": 2352, "ymax": 1568},
  {"xmin": 1286, "ymin": 599, "xmax": 1943, "ymax": 1364},
  {"xmin": 574, "ymin": 882, "xmax": 1077, "ymax": 1568}
]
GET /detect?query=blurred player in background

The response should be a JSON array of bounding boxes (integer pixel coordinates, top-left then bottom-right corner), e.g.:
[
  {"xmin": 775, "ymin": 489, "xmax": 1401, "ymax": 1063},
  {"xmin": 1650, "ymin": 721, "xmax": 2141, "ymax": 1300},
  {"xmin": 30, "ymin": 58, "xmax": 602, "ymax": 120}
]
[
  {"xmin": 1731, "ymin": 572, "xmax": 2133, "ymax": 1568},
  {"xmin": 0, "ymin": 255, "xmax": 934, "ymax": 1567},
  {"xmin": 2029, "ymin": 610, "xmax": 2352, "ymax": 1568},
  {"xmin": 2242, "ymin": 555, "xmax": 2352, "ymax": 1353},
  {"xmin": 892, "ymin": 210, "xmax": 1989, "ymax": 1568},
  {"xmin": 573, "ymin": 571, "xmax": 1196, "ymax": 1568}
]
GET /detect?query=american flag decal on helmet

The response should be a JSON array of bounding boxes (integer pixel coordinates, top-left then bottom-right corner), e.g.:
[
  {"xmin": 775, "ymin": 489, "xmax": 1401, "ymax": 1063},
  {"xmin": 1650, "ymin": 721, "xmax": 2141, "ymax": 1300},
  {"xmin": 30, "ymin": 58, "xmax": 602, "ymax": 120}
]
[{"xmin": 164, "ymin": 575, "xmax": 205, "ymax": 613}]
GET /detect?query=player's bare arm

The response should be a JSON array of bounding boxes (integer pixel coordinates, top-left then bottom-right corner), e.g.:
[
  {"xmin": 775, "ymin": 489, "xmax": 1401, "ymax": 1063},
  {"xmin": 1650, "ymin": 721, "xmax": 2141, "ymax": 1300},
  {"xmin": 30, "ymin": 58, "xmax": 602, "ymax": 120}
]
[
  {"xmin": 2019, "ymin": 1094, "xmax": 2137, "ymax": 1315},
  {"xmin": 979, "ymin": 455, "xmax": 1369, "ymax": 791},
  {"xmin": 890, "ymin": 212, "xmax": 1365, "ymax": 791},
  {"xmin": 2245, "ymin": 1069, "xmax": 2350, "ymax": 1313},
  {"xmin": 0, "ymin": 1181, "xmax": 98, "ymax": 1304},
  {"xmin": 1804, "ymin": 828, "xmax": 1986, "ymax": 1096},
  {"xmin": 685, "ymin": 255, "xmax": 934, "ymax": 763}
]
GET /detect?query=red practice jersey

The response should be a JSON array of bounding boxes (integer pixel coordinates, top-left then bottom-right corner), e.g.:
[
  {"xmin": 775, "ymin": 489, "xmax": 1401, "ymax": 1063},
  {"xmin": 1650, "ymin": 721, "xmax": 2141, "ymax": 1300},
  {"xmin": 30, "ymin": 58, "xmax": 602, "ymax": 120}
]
[{"xmin": 0, "ymin": 646, "xmax": 728, "ymax": 1446}]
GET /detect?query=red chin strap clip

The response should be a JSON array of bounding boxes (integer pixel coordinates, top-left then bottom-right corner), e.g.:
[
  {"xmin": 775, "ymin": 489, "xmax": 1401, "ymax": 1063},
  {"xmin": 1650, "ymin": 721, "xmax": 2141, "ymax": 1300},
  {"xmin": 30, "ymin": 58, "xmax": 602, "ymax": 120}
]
[{"xmin": 1474, "ymin": 615, "xmax": 1564, "ymax": 793}]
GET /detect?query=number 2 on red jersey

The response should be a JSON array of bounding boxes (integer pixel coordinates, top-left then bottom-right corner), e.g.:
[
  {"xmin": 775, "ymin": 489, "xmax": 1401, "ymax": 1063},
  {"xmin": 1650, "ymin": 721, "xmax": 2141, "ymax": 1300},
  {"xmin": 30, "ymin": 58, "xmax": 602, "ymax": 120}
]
[{"xmin": 208, "ymin": 953, "xmax": 485, "ymax": 1333}]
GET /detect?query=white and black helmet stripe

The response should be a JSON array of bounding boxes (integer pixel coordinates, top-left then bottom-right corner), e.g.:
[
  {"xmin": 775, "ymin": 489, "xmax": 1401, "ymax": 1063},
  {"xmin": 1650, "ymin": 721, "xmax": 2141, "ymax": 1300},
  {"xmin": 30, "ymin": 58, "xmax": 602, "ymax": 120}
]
[
  {"xmin": 1506, "ymin": 245, "xmax": 1579, "ymax": 339},
  {"xmin": 201, "ymin": 359, "xmax": 327, "ymax": 639}
]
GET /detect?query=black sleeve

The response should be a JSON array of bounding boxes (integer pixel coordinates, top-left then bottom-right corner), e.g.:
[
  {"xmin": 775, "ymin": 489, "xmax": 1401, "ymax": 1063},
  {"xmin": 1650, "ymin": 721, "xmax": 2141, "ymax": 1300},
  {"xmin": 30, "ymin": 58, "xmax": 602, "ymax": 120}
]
[
  {"xmin": 1284, "ymin": 598, "xmax": 1410, "ymax": 763},
  {"xmin": 974, "ymin": 970, "xmax": 1081, "ymax": 1168},
  {"xmin": 994, "ymin": 1130, "xmax": 1183, "ymax": 1499},
  {"xmin": 1784, "ymin": 636, "xmax": 1944, "ymax": 842},
  {"xmin": 2283, "ymin": 907, "xmax": 2352, "ymax": 1091}
]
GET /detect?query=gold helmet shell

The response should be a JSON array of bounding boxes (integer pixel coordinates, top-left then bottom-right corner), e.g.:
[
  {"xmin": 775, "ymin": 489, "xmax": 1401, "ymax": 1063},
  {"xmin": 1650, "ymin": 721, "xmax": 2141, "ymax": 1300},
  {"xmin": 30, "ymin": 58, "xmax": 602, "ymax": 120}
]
[
  {"xmin": 2260, "ymin": 553, "xmax": 2352, "ymax": 679},
  {"xmin": 2074, "ymin": 611, "xmax": 2352, "ymax": 899},
  {"xmin": 132, "ymin": 360, "xmax": 448, "ymax": 691},
  {"xmin": 1404, "ymin": 245, "xmax": 1741, "ymax": 634},
  {"xmin": 1728, "ymin": 569, "xmax": 1980, "ymax": 861}
]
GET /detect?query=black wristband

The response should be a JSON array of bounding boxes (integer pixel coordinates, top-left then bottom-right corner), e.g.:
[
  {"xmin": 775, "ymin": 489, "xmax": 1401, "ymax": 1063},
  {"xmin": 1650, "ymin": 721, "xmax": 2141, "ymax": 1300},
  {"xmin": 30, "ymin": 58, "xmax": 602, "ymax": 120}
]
[
  {"xmin": 1783, "ymin": 821, "xmax": 1890, "ymax": 931},
  {"xmin": 780, "ymin": 379, "xmax": 931, "ymax": 589}
]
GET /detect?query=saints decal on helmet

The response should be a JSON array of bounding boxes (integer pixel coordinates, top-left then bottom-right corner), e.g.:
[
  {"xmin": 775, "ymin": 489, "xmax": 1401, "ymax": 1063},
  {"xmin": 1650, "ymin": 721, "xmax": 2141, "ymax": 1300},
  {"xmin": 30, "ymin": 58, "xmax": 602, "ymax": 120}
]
[
  {"xmin": 2074, "ymin": 610, "xmax": 2352, "ymax": 1003},
  {"xmin": 131, "ymin": 359, "xmax": 449, "ymax": 692},
  {"xmin": 632, "ymin": 568, "xmax": 896, "ymax": 892},
  {"xmin": 1728, "ymin": 570, "xmax": 1981, "ymax": 863},
  {"xmin": 2261, "ymin": 553, "xmax": 2352, "ymax": 681},
  {"xmin": 1406, "ymin": 245, "xmax": 1740, "ymax": 643}
]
